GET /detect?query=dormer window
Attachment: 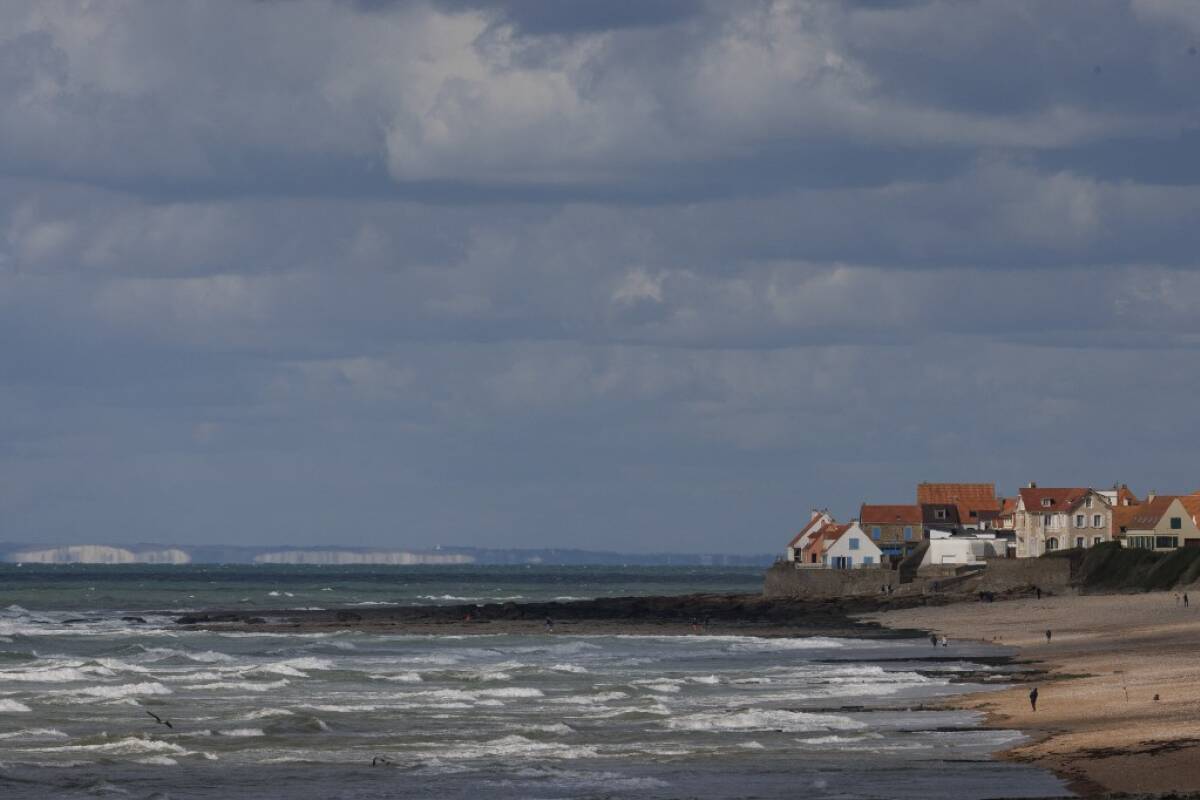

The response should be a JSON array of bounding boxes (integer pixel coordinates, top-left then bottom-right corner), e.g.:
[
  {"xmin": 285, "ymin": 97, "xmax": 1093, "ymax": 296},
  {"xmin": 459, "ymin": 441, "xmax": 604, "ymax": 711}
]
[
  {"xmin": 1041, "ymin": 498, "xmax": 1052, "ymax": 508},
  {"xmin": 1085, "ymin": 496, "xmax": 1093, "ymax": 508}
]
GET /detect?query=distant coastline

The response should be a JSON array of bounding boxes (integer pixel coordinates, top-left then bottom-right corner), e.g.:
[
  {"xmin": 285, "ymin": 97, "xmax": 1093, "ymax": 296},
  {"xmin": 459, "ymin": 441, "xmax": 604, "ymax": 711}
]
[{"xmin": 0, "ymin": 542, "xmax": 774, "ymax": 567}]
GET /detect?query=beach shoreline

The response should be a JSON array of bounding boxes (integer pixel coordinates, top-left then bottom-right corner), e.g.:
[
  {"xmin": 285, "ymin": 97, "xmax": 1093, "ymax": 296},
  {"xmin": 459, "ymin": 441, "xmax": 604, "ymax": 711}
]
[{"xmin": 862, "ymin": 592, "xmax": 1200, "ymax": 798}]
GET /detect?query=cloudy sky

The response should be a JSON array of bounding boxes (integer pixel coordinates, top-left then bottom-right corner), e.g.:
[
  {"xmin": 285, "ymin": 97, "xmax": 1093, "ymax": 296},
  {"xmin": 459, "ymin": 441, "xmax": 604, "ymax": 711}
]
[{"xmin": 2, "ymin": 1, "xmax": 1198, "ymax": 553}]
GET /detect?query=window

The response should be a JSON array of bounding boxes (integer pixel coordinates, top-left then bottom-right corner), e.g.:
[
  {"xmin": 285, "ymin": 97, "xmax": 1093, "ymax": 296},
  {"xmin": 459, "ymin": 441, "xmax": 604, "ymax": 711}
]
[
  {"xmin": 903, "ymin": 527, "xmax": 913, "ymax": 541},
  {"xmin": 871, "ymin": 526, "xmax": 881, "ymax": 540},
  {"xmin": 934, "ymin": 509, "xmax": 947, "ymax": 520},
  {"xmin": 1085, "ymin": 496, "xmax": 1093, "ymax": 508},
  {"xmin": 1093, "ymin": 514, "xmax": 1102, "ymax": 528},
  {"xmin": 1093, "ymin": 536, "xmax": 1102, "ymax": 546},
  {"xmin": 1171, "ymin": 517, "xmax": 1182, "ymax": 530},
  {"xmin": 863, "ymin": 556, "xmax": 874, "ymax": 566},
  {"xmin": 1047, "ymin": 537, "xmax": 1059, "ymax": 550},
  {"xmin": 848, "ymin": 538, "xmax": 860, "ymax": 551},
  {"xmin": 1041, "ymin": 498, "xmax": 1052, "ymax": 507},
  {"xmin": 1075, "ymin": 514, "xmax": 1085, "ymax": 528},
  {"xmin": 1156, "ymin": 536, "xmax": 1179, "ymax": 549},
  {"xmin": 1075, "ymin": 537, "xmax": 1084, "ymax": 548},
  {"xmin": 1042, "ymin": 514, "xmax": 1052, "ymax": 526}
]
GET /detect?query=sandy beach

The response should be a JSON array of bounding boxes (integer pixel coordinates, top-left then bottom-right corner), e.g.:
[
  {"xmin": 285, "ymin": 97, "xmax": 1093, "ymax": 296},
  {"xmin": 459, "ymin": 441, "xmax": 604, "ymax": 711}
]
[{"xmin": 862, "ymin": 593, "xmax": 1200, "ymax": 797}]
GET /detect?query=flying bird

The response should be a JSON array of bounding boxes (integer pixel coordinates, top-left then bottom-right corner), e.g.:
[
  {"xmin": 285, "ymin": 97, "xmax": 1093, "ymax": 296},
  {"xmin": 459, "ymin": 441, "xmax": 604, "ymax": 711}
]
[{"xmin": 145, "ymin": 710, "xmax": 173, "ymax": 729}]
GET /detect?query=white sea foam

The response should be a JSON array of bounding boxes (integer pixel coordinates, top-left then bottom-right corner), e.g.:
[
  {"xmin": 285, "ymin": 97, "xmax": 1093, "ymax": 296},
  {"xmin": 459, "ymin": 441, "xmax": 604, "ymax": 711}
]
[
  {"xmin": 0, "ymin": 727, "xmax": 67, "ymax": 739},
  {"xmin": 39, "ymin": 737, "xmax": 190, "ymax": 756},
  {"xmin": 665, "ymin": 709, "xmax": 866, "ymax": 733},
  {"xmin": 548, "ymin": 664, "xmax": 588, "ymax": 674},
  {"xmin": 475, "ymin": 687, "xmax": 543, "ymax": 699},
  {"xmin": 0, "ymin": 666, "xmax": 114, "ymax": 683},
  {"xmin": 243, "ymin": 708, "xmax": 295, "ymax": 720},
  {"xmin": 55, "ymin": 682, "xmax": 172, "ymax": 700},
  {"xmin": 0, "ymin": 698, "xmax": 33, "ymax": 712},
  {"xmin": 135, "ymin": 755, "xmax": 178, "ymax": 766},
  {"xmin": 689, "ymin": 675, "xmax": 720, "ymax": 685},
  {"xmin": 188, "ymin": 679, "xmax": 290, "ymax": 693},
  {"xmin": 550, "ymin": 691, "xmax": 628, "ymax": 705},
  {"xmin": 368, "ymin": 671, "xmax": 423, "ymax": 683},
  {"xmin": 521, "ymin": 723, "xmax": 574, "ymax": 735},
  {"xmin": 140, "ymin": 647, "xmax": 235, "ymax": 664},
  {"xmin": 217, "ymin": 728, "xmax": 265, "ymax": 737}
]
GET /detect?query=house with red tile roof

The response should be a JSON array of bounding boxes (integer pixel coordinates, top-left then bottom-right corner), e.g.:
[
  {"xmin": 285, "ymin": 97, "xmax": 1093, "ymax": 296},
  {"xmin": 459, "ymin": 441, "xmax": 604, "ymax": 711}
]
[
  {"xmin": 1013, "ymin": 484, "xmax": 1114, "ymax": 557},
  {"xmin": 787, "ymin": 510, "xmax": 834, "ymax": 562},
  {"xmin": 1113, "ymin": 495, "xmax": 1200, "ymax": 550},
  {"xmin": 798, "ymin": 521, "xmax": 883, "ymax": 569},
  {"xmin": 859, "ymin": 504, "xmax": 923, "ymax": 560},
  {"xmin": 916, "ymin": 483, "xmax": 1001, "ymax": 530}
]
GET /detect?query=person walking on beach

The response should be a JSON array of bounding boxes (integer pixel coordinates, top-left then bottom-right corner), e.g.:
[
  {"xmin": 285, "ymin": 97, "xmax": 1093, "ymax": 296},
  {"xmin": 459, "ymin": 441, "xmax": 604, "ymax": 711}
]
[
  {"xmin": 1035, "ymin": 586, "xmax": 1041, "ymax": 600},
  {"xmin": 930, "ymin": 633, "xmax": 938, "ymax": 647},
  {"xmin": 1045, "ymin": 629, "xmax": 1052, "ymax": 643},
  {"xmin": 544, "ymin": 617, "xmax": 554, "ymax": 632},
  {"xmin": 1185, "ymin": 593, "xmax": 1190, "ymax": 608},
  {"xmin": 1029, "ymin": 686, "xmax": 1038, "ymax": 712}
]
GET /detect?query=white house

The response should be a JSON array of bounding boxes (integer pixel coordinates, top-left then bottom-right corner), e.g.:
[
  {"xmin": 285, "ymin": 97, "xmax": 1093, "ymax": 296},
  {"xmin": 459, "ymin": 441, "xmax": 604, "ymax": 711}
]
[
  {"xmin": 819, "ymin": 522, "xmax": 884, "ymax": 569},
  {"xmin": 786, "ymin": 509, "xmax": 834, "ymax": 562}
]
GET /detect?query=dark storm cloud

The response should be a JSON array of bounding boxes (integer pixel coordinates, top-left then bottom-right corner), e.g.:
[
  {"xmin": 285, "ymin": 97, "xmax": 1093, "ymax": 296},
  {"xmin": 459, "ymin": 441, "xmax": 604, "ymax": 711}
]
[{"xmin": 2, "ymin": 1, "xmax": 1199, "ymax": 553}]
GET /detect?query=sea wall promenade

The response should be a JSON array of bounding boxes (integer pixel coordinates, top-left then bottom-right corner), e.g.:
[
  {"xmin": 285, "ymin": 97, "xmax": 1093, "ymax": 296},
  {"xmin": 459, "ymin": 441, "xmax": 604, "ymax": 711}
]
[{"xmin": 763, "ymin": 557, "xmax": 1072, "ymax": 599}]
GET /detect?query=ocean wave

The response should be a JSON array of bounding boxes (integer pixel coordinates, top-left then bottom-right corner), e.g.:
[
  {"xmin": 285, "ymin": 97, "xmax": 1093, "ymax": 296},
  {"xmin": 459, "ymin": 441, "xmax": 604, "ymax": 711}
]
[
  {"xmin": 53, "ymin": 682, "xmax": 172, "ymax": 700},
  {"xmin": 475, "ymin": 687, "xmax": 543, "ymax": 699},
  {"xmin": 188, "ymin": 679, "xmax": 290, "ymax": 693},
  {"xmin": 367, "ymin": 671, "xmax": 423, "ymax": 683},
  {"xmin": 135, "ymin": 755, "xmax": 179, "ymax": 766},
  {"xmin": 0, "ymin": 665, "xmax": 115, "ymax": 683},
  {"xmin": 243, "ymin": 708, "xmax": 296, "ymax": 719},
  {"xmin": 0, "ymin": 727, "xmax": 68, "ymax": 739},
  {"xmin": 216, "ymin": 728, "xmax": 265, "ymax": 737},
  {"xmin": 665, "ymin": 709, "xmax": 866, "ymax": 733},
  {"xmin": 0, "ymin": 698, "xmax": 33, "ymax": 712},
  {"xmin": 548, "ymin": 664, "xmax": 589, "ymax": 674}
]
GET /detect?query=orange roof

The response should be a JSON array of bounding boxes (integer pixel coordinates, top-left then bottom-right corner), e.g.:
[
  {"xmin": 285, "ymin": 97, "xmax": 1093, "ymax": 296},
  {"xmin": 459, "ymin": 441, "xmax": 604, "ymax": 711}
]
[
  {"xmin": 1179, "ymin": 494, "xmax": 1200, "ymax": 525},
  {"xmin": 802, "ymin": 522, "xmax": 850, "ymax": 555},
  {"xmin": 1116, "ymin": 485, "xmax": 1141, "ymax": 507},
  {"xmin": 1114, "ymin": 496, "xmax": 1178, "ymax": 532},
  {"xmin": 1018, "ymin": 487, "xmax": 1092, "ymax": 513},
  {"xmin": 1000, "ymin": 497, "xmax": 1018, "ymax": 516},
  {"xmin": 788, "ymin": 513, "xmax": 830, "ymax": 549},
  {"xmin": 917, "ymin": 483, "xmax": 1000, "ymax": 523},
  {"xmin": 859, "ymin": 504, "xmax": 922, "ymax": 526}
]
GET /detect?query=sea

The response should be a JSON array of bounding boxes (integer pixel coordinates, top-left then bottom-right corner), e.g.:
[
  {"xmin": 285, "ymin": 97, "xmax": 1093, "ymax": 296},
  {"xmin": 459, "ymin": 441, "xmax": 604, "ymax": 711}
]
[{"xmin": 0, "ymin": 565, "xmax": 1070, "ymax": 799}]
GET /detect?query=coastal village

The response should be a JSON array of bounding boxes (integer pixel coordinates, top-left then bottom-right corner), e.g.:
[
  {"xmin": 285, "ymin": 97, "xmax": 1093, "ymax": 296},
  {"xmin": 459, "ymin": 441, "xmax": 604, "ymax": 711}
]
[{"xmin": 783, "ymin": 481, "xmax": 1200, "ymax": 573}]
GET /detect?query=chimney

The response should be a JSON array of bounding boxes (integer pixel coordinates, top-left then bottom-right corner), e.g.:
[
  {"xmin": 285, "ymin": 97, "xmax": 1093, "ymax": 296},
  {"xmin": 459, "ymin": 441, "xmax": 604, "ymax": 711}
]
[
  {"xmin": 1148, "ymin": 490, "xmax": 1157, "ymax": 502},
  {"xmin": 1027, "ymin": 481, "xmax": 1037, "ymax": 489}
]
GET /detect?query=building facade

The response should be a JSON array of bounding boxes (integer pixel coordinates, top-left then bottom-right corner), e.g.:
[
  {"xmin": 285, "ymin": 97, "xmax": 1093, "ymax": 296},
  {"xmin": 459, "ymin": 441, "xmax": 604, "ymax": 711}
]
[
  {"xmin": 859, "ymin": 504, "xmax": 924, "ymax": 560},
  {"xmin": 1013, "ymin": 485, "xmax": 1113, "ymax": 558},
  {"xmin": 1115, "ymin": 496, "xmax": 1200, "ymax": 550}
]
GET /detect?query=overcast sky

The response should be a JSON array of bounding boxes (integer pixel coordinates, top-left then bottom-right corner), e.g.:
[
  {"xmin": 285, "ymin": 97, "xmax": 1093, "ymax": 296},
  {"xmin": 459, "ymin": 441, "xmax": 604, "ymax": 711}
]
[{"xmin": 2, "ymin": 1, "xmax": 1199, "ymax": 553}]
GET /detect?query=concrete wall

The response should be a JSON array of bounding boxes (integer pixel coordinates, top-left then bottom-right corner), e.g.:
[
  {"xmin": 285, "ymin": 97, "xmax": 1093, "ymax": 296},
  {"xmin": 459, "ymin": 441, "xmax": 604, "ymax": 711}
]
[
  {"xmin": 763, "ymin": 555, "xmax": 1074, "ymax": 598},
  {"xmin": 975, "ymin": 557, "xmax": 1072, "ymax": 594}
]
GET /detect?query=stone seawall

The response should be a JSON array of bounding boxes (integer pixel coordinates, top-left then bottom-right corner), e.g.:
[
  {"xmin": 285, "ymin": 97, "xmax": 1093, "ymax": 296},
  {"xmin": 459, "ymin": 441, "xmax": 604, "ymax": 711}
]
[
  {"xmin": 975, "ymin": 557, "xmax": 1072, "ymax": 594},
  {"xmin": 763, "ymin": 563, "xmax": 897, "ymax": 598},
  {"xmin": 764, "ymin": 557, "xmax": 1074, "ymax": 599}
]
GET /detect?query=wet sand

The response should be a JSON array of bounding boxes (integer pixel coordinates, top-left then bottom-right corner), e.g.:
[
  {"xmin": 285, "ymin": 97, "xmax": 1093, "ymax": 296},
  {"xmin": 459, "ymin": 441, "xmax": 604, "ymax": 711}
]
[{"xmin": 861, "ymin": 593, "xmax": 1200, "ymax": 797}]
